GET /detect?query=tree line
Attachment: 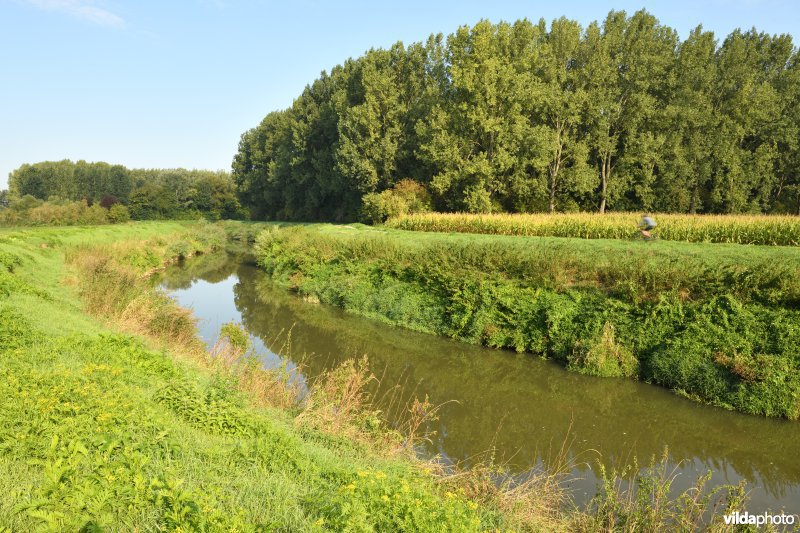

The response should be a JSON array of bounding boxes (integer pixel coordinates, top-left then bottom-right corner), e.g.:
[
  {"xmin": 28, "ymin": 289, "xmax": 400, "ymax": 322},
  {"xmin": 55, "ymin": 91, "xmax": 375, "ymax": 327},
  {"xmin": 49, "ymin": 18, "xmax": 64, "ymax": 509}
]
[
  {"xmin": 5, "ymin": 160, "xmax": 245, "ymax": 221},
  {"xmin": 233, "ymin": 10, "xmax": 800, "ymax": 220}
]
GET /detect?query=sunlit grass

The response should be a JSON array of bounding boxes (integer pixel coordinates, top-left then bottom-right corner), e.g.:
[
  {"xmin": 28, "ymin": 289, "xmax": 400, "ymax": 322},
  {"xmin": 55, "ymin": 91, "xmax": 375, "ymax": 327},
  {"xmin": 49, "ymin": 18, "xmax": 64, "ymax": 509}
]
[
  {"xmin": 387, "ymin": 212, "xmax": 800, "ymax": 246},
  {"xmin": 0, "ymin": 222, "xmax": 493, "ymax": 531}
]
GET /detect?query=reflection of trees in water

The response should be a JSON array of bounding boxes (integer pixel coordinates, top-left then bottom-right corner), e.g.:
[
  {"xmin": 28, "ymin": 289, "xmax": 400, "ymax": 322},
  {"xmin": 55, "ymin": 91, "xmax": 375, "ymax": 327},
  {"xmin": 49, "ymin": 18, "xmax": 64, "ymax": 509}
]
[
  {"xmin": 159, "ymin": 250, "xmax": 251, "ymax": 290},
  {"xmin": 162, "ymin": 254, "xmax": 800, "ymax": 503}
]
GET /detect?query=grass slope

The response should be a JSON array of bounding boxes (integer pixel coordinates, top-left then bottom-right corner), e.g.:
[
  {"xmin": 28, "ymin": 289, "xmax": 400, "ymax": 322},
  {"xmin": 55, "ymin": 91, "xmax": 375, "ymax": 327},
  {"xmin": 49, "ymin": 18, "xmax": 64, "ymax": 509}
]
[
  {"xmin": 255, "ymin": 224, "xmax": 800, "ymax": 419},
  {"xmin": 0, "ymin": 223, "xmax": 487, "ymax": 532}
]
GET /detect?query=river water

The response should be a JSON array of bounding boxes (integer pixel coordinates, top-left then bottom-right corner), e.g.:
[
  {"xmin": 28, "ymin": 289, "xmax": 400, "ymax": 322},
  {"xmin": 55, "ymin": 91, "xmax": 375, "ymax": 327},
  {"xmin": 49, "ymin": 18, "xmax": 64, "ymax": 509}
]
[{"xmin": 158, "ymin": 249, "xmax": 800, "ymax": 514}]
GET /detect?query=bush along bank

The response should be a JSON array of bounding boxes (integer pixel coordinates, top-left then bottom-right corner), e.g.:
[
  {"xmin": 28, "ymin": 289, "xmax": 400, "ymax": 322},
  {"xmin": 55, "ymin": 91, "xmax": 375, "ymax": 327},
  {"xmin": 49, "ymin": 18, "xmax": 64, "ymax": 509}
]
[
  {"xmin": 0, "ymin": 223, "xmax": 499, "ymax": 531},
  {"xmin": 254, "ymin": 225, "xmax": 800, "ymax": 419}
]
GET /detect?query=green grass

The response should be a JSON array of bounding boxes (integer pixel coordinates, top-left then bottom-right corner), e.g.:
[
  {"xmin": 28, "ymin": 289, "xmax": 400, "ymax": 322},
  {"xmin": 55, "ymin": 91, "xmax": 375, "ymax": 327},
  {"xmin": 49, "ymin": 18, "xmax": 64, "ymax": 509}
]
[
  {"xmin": 255, "ymin": 224, "xmax": 800, "ymax": 419},
  {"xmin": 0, "ymin": 222, "xmax": 490, "ymax": 531},
  {"xmin": 0, "ymin": 221, "xmax": 760, "ymax": 531}
]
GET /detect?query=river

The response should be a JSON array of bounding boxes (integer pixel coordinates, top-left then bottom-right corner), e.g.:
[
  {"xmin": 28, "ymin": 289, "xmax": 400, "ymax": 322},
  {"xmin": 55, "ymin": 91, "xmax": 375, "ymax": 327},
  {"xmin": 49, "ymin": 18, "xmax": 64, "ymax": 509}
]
[{"xmin": 158, "ymin": 249, "xmax": 800, "ymax": 514}]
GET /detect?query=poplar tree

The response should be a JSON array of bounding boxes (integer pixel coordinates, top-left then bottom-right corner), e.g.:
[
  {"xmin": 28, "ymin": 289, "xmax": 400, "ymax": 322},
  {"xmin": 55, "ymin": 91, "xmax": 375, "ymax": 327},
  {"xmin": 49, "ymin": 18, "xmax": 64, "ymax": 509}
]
[
  {"xmin": 229, "ymin": 11, "xmax": 798, "ymax": 220},
  {"xmin": 529, "ymin": 17, "xmax": 594, "ymax": 212},
  {"xmin": 336, "ymin": 48, "xmax": 404, "ymax": 195}
]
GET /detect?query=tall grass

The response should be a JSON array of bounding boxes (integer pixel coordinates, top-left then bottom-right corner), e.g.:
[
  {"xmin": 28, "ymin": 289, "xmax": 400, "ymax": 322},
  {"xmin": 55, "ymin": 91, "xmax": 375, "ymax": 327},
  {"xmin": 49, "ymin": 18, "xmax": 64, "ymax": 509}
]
[
  {"xmin": 574, "ymin": 450, "xmax": 750, "ymax": 533},
  {"xmin": 387, "ymin": 212, "xmax": 800, "ymax": 246},
  {"xmin": 65, "ymin": 234, "xmax": 219, "ymax": 348}
]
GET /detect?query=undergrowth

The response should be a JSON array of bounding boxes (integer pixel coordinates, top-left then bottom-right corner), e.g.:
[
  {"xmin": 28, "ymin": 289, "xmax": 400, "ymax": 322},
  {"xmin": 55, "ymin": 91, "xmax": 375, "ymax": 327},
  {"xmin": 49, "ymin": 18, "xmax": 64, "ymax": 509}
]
[{"xmin": 254, "ymin": 225, "xmax": 800, "ymax": 419}]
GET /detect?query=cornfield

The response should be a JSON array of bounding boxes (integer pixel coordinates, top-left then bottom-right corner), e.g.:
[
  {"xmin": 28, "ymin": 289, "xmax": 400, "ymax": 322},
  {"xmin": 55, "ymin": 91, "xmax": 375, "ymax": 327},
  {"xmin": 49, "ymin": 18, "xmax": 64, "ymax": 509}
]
[{"xmin": 386, "ymin": 212, "xmax": 800, "ymax": 246}]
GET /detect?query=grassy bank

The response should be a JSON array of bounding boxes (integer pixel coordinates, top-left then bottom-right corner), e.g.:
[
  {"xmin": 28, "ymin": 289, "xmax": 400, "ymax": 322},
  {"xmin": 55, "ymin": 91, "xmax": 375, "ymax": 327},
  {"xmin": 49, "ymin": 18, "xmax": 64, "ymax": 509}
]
[
  {"xmin": 255, "ymin": 224, "xmax": 800, "ymax": 419},
  {"xmin": 386, "ymin": 212, "xmax": 800, "ymax": 246},
  {"xmin": 0, "ymin": 222, "xmax": 496, "ymax": 531},
  {"xmin": 0, "ymin": 222, "xmax": 759, "ymax": 531}
]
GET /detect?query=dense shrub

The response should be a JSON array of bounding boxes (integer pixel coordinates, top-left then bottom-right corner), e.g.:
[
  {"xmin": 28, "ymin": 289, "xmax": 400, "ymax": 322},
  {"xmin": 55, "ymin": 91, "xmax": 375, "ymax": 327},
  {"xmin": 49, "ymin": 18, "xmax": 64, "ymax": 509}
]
[
  {"xmin": 7, "ymin": 160, "xmax": 247, "ymax": 223},
  {"xmin": 99, "ymin": 194, "xmax": 120, "ymax": 209},
  {"xmin": 0, "ymin": 199, "xmax": 115, "ymax": 226},
  {"xmin": 361, "ymin": 180, "xmax": 431, "ymax": 224},
  {"xmin": 254, "ymin": 226, "xmax": 800, "ymax": 418},
  {"xmin": 107, "ymin": 203, "xmax": 131, "ymax": 223}
]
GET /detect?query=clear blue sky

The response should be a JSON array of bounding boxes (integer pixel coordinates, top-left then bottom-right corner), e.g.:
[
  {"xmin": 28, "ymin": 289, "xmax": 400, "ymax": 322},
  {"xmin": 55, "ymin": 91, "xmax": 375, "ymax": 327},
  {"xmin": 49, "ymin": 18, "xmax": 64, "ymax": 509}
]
[{"xmin": 1, "ymin": 0, "xmax": 798, "ymax": 189}]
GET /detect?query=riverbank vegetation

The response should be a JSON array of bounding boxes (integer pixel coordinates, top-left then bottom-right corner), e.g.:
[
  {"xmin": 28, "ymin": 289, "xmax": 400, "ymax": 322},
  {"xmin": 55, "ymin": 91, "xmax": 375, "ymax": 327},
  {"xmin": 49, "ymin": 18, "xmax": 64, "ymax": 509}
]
[
  {"xmin": 255, "ymin": 224, "xmax": 800, "ymax": 419},
  {"xmin": 0, "ymin": 196, "xmax": 131, "ymax": 227},
  {"xmin": 0, "ymin": 223, "xmax": 494, "ymax": 530},
  {"xmin": 233, "ymin": 10, "xmax": 800, "ymax": 221},
  {"xmin": 0, "ymin": 222, "xmax": 756, "ymax": 530},
  {"xmin": 387, "ymin": 212, "xmax": 800, "ymax": 246}
]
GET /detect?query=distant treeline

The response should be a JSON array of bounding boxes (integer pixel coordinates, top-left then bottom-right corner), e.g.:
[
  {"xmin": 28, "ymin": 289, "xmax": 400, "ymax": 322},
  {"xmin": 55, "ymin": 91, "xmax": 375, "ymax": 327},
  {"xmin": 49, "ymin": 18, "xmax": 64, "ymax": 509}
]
[
  {"xmin": 5, "ymin": 160, "xmax": 246, "ymax": 221},
  {"xmin": 233, "ymin": 10, "xmax": 800, "ymax": 221}
]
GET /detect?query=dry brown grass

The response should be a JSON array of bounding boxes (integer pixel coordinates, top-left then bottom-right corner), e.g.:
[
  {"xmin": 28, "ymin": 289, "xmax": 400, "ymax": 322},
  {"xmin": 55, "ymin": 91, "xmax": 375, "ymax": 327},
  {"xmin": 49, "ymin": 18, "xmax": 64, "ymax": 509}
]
[
  {"xmin": 294, "ymin": 356, "xmax": 408, "ymax": 453},
  {"xmin": 66, "ymin": 244, "xmax": 202, "ymax": 351},
  {"xmin": 208, "ymin": 327, "xmax": 301, "ymax": 410},
  {"xmin": 430, "ymin": 430, "xmax": 579, "ymax": 532},
  {"xmin": 66, "ymin": 240, "xmax": 311, "ymax": 416}
]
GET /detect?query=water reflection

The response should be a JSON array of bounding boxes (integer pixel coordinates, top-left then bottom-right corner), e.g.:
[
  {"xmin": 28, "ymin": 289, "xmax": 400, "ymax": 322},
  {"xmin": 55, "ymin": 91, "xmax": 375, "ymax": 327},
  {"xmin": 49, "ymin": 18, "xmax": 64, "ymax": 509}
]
[{"xmin": 159, "ymin": 250, "xmax": 800, "ymax": 512}]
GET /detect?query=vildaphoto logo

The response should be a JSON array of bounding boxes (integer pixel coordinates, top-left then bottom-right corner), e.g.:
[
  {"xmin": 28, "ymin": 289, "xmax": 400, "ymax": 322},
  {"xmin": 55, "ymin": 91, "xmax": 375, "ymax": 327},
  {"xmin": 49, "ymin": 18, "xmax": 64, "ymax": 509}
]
[{"xmin": 723, "ymin": 511, "xmax": 797, "ymax": 527}]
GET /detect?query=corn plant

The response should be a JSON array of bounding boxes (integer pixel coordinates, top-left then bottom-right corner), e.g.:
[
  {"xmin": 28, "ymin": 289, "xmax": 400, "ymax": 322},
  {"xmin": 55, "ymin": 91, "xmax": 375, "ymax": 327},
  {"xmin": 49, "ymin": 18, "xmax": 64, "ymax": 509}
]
[{"xmin": 386, "ymin": 212, "xmax": 800, "ymax": 246}]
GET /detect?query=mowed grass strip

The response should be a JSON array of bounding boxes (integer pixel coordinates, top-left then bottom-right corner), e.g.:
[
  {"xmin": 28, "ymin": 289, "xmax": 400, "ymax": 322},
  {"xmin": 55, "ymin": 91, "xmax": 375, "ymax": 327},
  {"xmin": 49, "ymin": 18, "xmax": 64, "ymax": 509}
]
[{"xmin": 386, "ymin": 212, "xmax": 800, "ymax": 246}]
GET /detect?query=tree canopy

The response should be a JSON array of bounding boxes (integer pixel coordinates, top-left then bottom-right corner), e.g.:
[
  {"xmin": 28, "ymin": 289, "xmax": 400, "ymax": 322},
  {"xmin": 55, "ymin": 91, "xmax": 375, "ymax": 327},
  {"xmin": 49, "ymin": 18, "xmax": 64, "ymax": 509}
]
[
  {"xmin": 234, "ymin": 10, "xmax": 800, "ymax": 220},
  {"xmin": 7, "ymin": 160, "xmax": 245, "ymax": 221}
]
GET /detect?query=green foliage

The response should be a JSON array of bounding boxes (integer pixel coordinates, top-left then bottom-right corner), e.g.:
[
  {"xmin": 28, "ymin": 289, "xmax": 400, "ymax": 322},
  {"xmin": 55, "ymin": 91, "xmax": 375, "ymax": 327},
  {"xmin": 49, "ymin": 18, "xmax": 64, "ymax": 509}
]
[
  {"xmin": 11, "ymin": 195, "xmax": 43, "ymax": 211},
  {"xmin": 234, "ymin": 12, "xmax": 800, "ymax": 220},
  {"xmin": 219, "ymin": 322, "xmax": 251, "ymax": 353},
  {"xmin": 106, "ymin": 204, "xmax": 130, "ymax": 223},
  {"xmin": 0, "ymin": 269, "xmax": 51, "ymax": 300},
  {"xmin": 255, "ymin": 224, "xmax": 800, "ymax": 418},
  {"xmin": 0, "ymin": 223, "xmax": 492, "ymax": 531},
  {"xmin": 5, "ymin": 161, "xmax": 246, "ymax": 224},
  {"xmin": 0, "ymin": 252, "xmax": 50, "ymax": 300},
  {"xmin": 0, "ymin": 252, "xmax": 21, "ymax": 273},
  {"xmin": 165, "ymin": 240, "xmax": 193, "ymax": 260},
  {"xmin": 581, "ymin": 450, "xmax": 749, "ymax": 531},
  {"xmin": 568, "ymin": 323, "xmax": 639, "ymax": 378},
  {"xmin": 361, "ymin": 179, "xmax": 432, "ymax": 224},
  {"xmin": 154, "ymin": 379, "xmax": 254, "ymax": 436},
  {"xmin": 0, "ymin": 199, "xmax": 112, "ymax": 227},
  {"xmin": 314, "ymin": 469, "xmax": 482, "ymax": 531}
]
